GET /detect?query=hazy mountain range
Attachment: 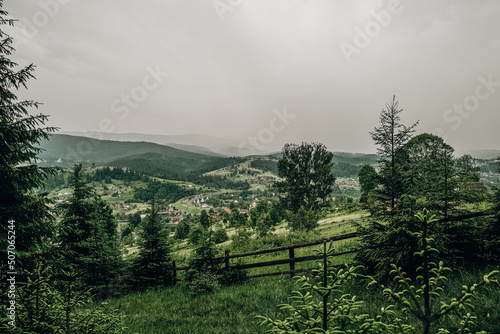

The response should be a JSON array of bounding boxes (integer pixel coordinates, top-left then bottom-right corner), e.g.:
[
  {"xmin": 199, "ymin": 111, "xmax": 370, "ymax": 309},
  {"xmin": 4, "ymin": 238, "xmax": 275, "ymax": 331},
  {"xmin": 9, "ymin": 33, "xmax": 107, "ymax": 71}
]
[{"xmin": 59, "ymin": 131, "xmax": 255, "ymax": 157}]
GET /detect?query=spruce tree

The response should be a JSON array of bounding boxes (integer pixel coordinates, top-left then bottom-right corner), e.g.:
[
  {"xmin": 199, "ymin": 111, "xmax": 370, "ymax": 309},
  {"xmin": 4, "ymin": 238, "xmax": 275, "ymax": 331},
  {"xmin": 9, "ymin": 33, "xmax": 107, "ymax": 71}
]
[
  {"xmin": 370, "ymin": 96, "xmax": 418, "ymax": 209},
  {"xmin": 83, "ymin": 196, "xmax": 124, "ymax": 295},
  {"xmin": 58, "ymin": 165, "xmax": 123, "ymax": 293},
  {"xmin": 133, "ymin": 197, "xmax": 174, "ymax": 288},
  {"xmin": 0, "ymin": 0, "xmax": 57, "ymax": 321},
  {"xmin": 57, "ymin": 165, "xmax": 94, "ymax": 272}
]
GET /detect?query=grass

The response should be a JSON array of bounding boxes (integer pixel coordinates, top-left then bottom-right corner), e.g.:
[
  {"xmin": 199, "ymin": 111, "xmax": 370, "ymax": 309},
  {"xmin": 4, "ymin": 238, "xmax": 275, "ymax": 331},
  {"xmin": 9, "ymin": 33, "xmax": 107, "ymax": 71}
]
[
  {"xmin": 105, "ymin": 262, "xmax": 500, "ymax": 334},
  {"xmin": 108, "ymin": 276, "xmax": 296, "ymax": 334}
]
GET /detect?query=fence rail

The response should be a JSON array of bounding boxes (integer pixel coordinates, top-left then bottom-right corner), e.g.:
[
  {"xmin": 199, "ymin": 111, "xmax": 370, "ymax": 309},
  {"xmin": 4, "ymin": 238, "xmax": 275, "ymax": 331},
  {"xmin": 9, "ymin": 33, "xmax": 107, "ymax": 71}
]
[{"xmin": 173, "ymin": 232, "xmax": 358, "ymax": 281}]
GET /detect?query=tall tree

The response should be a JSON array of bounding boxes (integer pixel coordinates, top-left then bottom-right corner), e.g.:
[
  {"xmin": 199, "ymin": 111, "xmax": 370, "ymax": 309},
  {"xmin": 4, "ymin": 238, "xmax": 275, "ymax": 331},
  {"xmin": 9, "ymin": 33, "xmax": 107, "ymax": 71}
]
[
  {"xmin": 57, "ymin": 166, "xmax": 123, "ymax": 293},
  {"xmin": 400, "ymin": 133, "xmax": 456, "ymax": 219},
  {"xmin": 0, "ymin": 3, "xmax": 58, "ymax": 318},
  {"xmin": 370, "ymin": 96, "xmax": 418, "ymax": 208},
  {"xmin": 83, "ymin": 196, "xmax": 124, "ymax": 295},
  {"xmin": 276, "ymin": 142, "xmax": 336, "ymax": 213},
  {"xmin": 199, "ymin": 209, "xmax": 211, "ymax": 229},
  {"xmin": 133, "ymin": 197, "xmax": 174, "ymax": 288},
  {"xmin": 57, "ymin": 165, "xmax": 93, "ymax": 272}
]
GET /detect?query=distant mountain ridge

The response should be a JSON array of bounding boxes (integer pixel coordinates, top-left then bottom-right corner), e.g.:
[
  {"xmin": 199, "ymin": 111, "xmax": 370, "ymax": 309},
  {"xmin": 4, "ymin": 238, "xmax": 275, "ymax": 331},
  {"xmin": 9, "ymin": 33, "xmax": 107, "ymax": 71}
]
[
  {"xmin": 37, "ymin": 134, "xmax": 220, "ymax": 167},
  {"xmin": 60, "ymin": 131, "xmax": 238, "ymax": 156}
]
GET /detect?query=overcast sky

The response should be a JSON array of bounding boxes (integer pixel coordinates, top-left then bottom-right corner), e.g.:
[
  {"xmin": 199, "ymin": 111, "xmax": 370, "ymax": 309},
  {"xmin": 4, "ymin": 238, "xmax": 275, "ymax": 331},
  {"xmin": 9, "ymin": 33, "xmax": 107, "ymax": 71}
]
[{"xmin": 4, "ymin": 0, "xmax": 500, "ymax": 154}]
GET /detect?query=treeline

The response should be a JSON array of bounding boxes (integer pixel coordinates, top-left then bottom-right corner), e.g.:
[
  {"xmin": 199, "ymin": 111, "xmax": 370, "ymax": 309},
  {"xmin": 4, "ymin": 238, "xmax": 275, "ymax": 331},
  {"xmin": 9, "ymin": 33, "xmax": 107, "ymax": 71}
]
[
  {"xmin": 90, "ymin": 166, "xmax": 147, "ymax": 183},
  {"xmin": 331, "ymin": 161, "xmax": 360, "ymax": 177},
  {"xmin": 109, "ymin": 152, "xmax": 247, "ymax": 187},
  {"xmin": 249, "ymin": 159, "xmax": 278, "ymax": 174},
  {"xmin": 134, "ymin": 180, "xmax": 196, "ymax": 203},
  {"xmin": 190, "ymin": 174, "xmax": 250, "ymax": 190},
  {"xmin": 250, "ymin": 157, "xmax": 363, "ymax": 178}
]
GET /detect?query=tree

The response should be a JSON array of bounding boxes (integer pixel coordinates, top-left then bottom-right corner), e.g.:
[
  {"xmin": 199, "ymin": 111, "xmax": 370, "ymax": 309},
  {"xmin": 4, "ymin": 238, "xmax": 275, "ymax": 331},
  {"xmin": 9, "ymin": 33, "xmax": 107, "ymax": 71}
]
[
  {"xmin": 188, "ymin": 225, "xmax": 206, "ymax": 245},
  {"xmin": 456, "ymin": 154, "xmax": 480, "ymax": 183},
  {"xmin": 57, "ymin": 165, "xmax": 94, "ymax": 273},
  {"xmin": 229, "ymin": 210, "xmax": 248, "ymax": 227},
  {"xmin": 378, "ymin": 210, "xmax": 499, "ymax": 334},
  {"xmin": 358, "ymin": 164, "xmax": 378, "ymax": 204},
  {"xmin": 174, "ymin": 220, "xmax": 190, "ymax": 240},
  {"xmin": 83, "ymin": 196, "xmax": 124, "ymax": 295},
  {"xmin": 0, "ymin": 0, "xmax": 57, "ymax": 285},
  {"xmin": 199, "ymin": 209, "xmax": 211, "ymax": 229},
  {"xmin": 212, "ymin": 227, "xmax": 229, "ymax": 244},
  {"xmin": 400, "ymin": 134, "xmax": 456, "ymax": 219},
  {"xmin": 127, "ymin": 212, "xmax": 142, "ymax": 229},
  {"xmin": 370, "ymin": 96, "xmax": 418, "ymax": 208},
  {"xmin": 276, "ymin": 142, "xmax": 336, "ymax": 213},
  {"xmin": 133, "ymin": 197, "xmax": 174, "ymax": 288},
  {"xmin": 456, "ymin": 154, "xmax": 481, "ymax": 202},
  {"xmin": 57, "ymin": 166, "xmax": 123, "ymax": 293},
  {"xmin": 287, "ymin": 206, "xmax": 319, "ymax": 232}
]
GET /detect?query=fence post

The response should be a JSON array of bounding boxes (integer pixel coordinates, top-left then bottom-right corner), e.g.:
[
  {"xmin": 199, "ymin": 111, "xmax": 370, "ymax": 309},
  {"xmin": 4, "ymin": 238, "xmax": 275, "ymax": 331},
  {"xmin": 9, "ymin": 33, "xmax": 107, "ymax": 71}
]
[
  {"xmin": 224, "ymin": 250, "xmax": 230, "ymax": 269},
  {"xmin": 289, "ymin": 247, "xmax": 295, "ymax": 277},
  {"xmin": 172, "ymin": 260, "xmax": 177, "ymax": 286}
]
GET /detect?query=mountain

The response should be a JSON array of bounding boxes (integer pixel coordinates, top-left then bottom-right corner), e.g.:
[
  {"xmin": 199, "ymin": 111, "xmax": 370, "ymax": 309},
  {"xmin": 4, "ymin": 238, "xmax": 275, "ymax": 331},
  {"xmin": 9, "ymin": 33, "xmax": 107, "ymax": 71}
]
[
  {"xmin": 59, "ymin": 131, "xmax": 238, "ymax": 156},
  {"xmin": 37, "ymin": 134, "xmax": 229, "ymax": 168}
]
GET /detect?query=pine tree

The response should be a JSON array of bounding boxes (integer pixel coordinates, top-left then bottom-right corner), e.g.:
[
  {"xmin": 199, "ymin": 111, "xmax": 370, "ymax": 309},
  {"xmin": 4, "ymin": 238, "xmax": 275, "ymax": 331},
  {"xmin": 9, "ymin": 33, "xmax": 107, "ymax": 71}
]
[
  {"xmin": 370, "ymin": 96, "xmax": 418, "ymax": 209},
  {"xmin": 57, "ymin": 165, "xmax": 94, "ymax": 272},
  {"xmin": 83, "ymin": 196, "xmax": 124, "ymax": 295},
  {"xmin": 133, "ymin": 197, "xmax": 174, "ymax": 289},
  {"xmin": 58, "ymin": 165, "xmax": 124, "ymax": 294},
  {"xmin": 0, "ymin": 1, "xmax": 57, "ymax": 320}
]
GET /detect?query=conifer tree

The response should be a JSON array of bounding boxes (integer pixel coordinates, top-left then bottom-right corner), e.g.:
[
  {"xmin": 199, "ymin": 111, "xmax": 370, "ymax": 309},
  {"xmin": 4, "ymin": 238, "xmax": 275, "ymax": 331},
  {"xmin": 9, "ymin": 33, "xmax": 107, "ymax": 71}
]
[
  {"xmin": 83, "ymin": 196, "xmax": 124, "ymax": 295},
  {"xmin": 370, "ymin": 96, "xmax": 418, "ymax": 208},
  {"xmin": 133, "ymin": 197, "xmax": 174, "ymax": 288},
  {"xmin": 58, "ymin": 165, "xmax": 123, "ymax": 293},
  {"xmin": 0, "ymin": 1, "xmax": 57, "ymax": 320},
  {"xmin": 57, "ymin": 165, "xmax": 94, "ymax": 272}
]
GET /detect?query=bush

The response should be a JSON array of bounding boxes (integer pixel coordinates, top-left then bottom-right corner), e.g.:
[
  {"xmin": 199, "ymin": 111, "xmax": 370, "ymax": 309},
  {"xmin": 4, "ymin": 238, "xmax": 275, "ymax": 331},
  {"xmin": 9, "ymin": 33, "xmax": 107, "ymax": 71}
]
[
  {"xmin": 212, "ymin": 227, "xmax": 229, "ymax": 244},
  {"xmin": 218, "ymin": 262, "xmax": 248, "ymax": 286},
  {"xmin": 188, "ymin": 270, "xmax": 220, "ymax": 295},
  {"xmin": 188, "ymin": 225, "xmax": 206, "ymax": 245},
  {"xmin": 287, "ymin": 206, "xmax": 319, "ymax": 231}
]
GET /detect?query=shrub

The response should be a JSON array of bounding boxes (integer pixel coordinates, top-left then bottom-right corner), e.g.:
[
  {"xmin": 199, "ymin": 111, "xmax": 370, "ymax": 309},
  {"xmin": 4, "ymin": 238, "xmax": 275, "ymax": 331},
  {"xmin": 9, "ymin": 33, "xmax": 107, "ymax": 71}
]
[
  {"xmin": 188, "ymin": 270, "xmax": 220, "ymax": 295},
  {"xmin": 212, "ymin": 227, "xmax": 229, "ymax": 244}
]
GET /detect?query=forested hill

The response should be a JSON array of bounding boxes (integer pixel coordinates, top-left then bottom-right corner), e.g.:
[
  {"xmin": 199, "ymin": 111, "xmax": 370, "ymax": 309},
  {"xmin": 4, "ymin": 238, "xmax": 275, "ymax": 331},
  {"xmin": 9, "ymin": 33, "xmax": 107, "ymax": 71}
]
[
  {"xmin": 108, "ymin": 152, "xmax": 245, "ymax": 181},
  {"xmin": 36, "ymin": 134, "xmax": 236, "ymax": 169}
]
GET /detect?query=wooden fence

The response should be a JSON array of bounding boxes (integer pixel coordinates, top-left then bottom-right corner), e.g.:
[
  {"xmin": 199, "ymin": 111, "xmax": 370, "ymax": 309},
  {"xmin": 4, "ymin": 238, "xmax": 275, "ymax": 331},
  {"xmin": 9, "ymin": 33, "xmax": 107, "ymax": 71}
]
[{"xmin": 173, "ymin": 232, "xmax": 358, "ymax": 282}]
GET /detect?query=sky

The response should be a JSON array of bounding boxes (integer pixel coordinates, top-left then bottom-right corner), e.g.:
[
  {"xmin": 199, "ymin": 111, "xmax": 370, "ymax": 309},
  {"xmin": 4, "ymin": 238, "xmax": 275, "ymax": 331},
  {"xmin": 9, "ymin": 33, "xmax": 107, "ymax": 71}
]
[{"xmin": 4, "ymin": 0, "xmax": 500, "ymax": 154}]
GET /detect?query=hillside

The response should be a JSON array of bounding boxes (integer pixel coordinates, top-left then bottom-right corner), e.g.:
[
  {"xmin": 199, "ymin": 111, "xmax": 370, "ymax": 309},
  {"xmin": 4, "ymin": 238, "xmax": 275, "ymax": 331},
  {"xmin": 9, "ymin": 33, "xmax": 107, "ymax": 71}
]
[
  {"xmin": 60, "ymin": 131, "xmax": 237, "ymax": 156},
  {"xmin": 109, "ymin": 152, "xmax": 245, "ymax": 181},
  {"xmin": 37, "ymin": 134, "xmax": 226, "ymax": 167}
]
